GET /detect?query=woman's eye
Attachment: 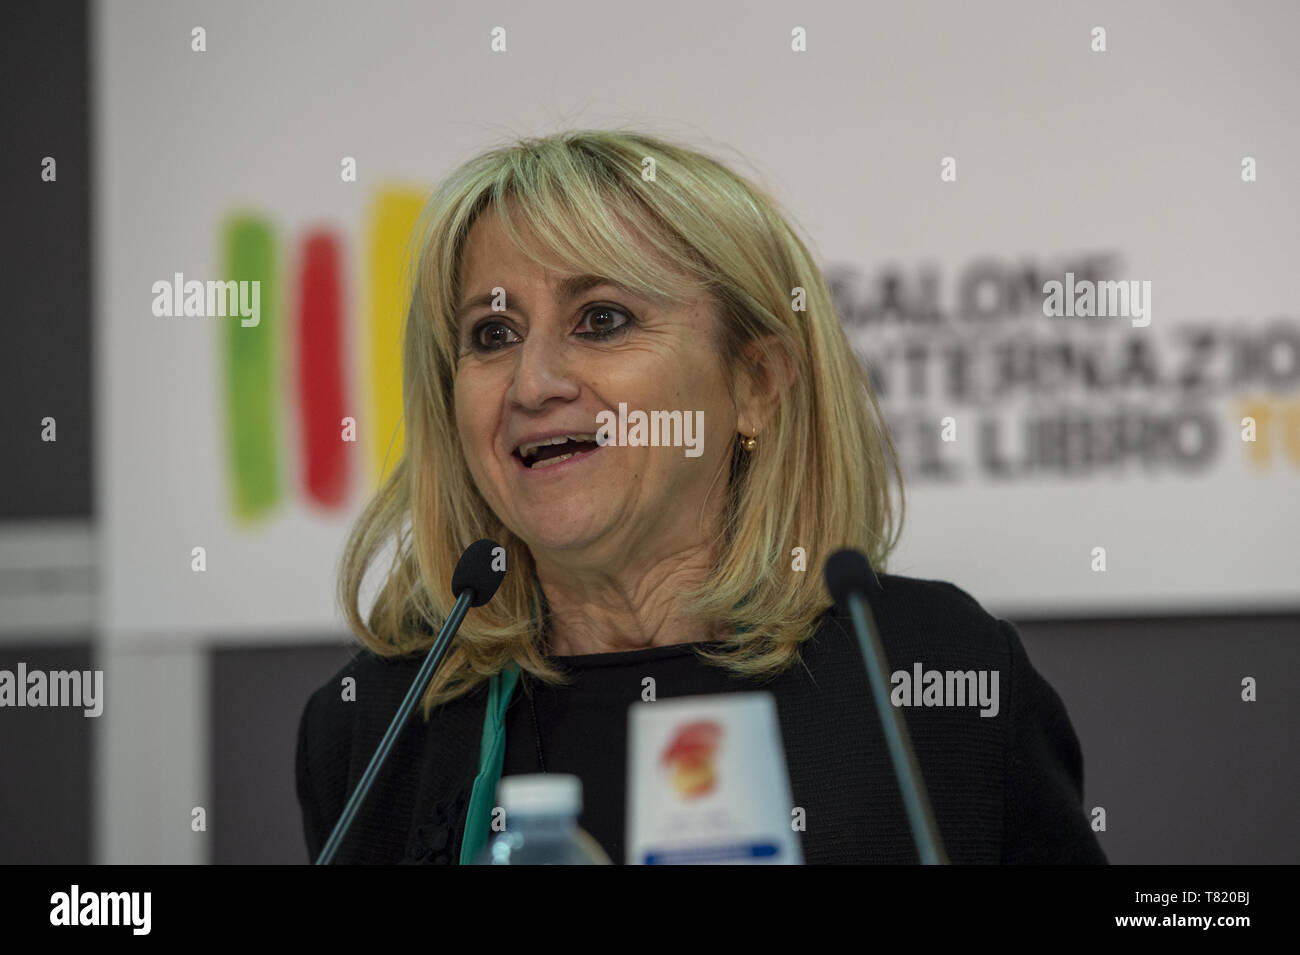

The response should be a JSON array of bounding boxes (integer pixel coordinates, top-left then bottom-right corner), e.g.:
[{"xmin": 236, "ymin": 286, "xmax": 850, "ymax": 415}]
[
  {"xmin": 577, "ymin": 305, "xmax": 632, "ymax": 338},
  {"xmin": 472, "ymin": 321, "xmax": 521, "ymax": 351},
  {"xmin": 468, "ymin": 306, "xmax": 631, "ymax": 352}
]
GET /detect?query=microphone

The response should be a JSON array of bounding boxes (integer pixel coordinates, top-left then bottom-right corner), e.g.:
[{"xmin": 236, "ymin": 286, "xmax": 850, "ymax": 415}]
[
  {"xmin": 824, "ymin": 549, "xmax": 948, "ymax": 865},
  {"xmin": 315, "ymin": 539, "xmax": 506, "ymax": 864}
]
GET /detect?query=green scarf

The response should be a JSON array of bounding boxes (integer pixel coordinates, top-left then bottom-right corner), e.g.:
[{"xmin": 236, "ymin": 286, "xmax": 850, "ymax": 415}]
[{"xmin": 458, "ymin": 661, "xmax": 520, "ymax": 864}]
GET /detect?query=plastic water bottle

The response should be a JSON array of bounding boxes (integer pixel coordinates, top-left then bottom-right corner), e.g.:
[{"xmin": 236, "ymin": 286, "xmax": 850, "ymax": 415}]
[{"xmin": 477, "ymin": 774, "xmax": 612, "ymax": 864}]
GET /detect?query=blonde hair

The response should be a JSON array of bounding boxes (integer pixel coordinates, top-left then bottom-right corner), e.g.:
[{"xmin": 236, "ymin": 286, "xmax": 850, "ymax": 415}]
[{"xmin": 337, "ymin": 129, "xmax": 904, "ymax": 715}]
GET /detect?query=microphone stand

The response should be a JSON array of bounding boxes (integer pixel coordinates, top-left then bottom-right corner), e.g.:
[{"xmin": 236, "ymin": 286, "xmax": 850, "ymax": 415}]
[
  {"xmin": 315, "ymin": 588, "xmax": 473, "ymax": 865},
  {"xmin": 841, "ymin": 577, "xmax": 949, "ymax": 865}
]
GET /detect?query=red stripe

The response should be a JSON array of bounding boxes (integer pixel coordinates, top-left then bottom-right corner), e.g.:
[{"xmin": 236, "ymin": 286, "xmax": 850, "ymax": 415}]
[{"xmin": 297, "ymin": 231, "xmax": 349, "ymax": 508}]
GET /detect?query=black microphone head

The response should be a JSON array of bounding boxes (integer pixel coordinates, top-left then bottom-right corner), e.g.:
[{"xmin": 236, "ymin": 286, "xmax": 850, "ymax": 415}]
[
  {"xmin": 824, "ymin": 548, "xmax": 882, "ymax": 610},
  {"xmin": 451, "ymin": 539, "xmax": 506, "ymax": 607}
]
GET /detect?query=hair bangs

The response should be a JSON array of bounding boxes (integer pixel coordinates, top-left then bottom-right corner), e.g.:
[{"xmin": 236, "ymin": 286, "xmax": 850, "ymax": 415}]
[{"xmin": 479, "ymin": 157, "xmax": 706, "ymax": 314}]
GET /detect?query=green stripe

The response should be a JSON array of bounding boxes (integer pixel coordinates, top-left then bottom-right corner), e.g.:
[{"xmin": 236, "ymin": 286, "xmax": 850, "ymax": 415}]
[{"xmin": 222, "ymin": 215, "xmax": 280, "ymax": 520}]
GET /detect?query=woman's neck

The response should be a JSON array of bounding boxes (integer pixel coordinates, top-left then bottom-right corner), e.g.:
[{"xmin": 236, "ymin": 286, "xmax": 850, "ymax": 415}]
[{"xmin": 534, "ymin": 542, "xmax": 729, "ymax": 656}]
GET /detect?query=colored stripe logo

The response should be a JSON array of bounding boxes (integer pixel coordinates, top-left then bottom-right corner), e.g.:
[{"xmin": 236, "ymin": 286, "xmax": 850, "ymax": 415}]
[{"xmin": 220, "ymin": 186, "xmax": 426, "ymax": 522}]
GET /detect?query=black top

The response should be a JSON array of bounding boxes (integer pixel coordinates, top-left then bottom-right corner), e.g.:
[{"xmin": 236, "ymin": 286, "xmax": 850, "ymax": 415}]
[{"xmin": 296, "ymin": 573, "xmax": 1107, "ymax": 864}]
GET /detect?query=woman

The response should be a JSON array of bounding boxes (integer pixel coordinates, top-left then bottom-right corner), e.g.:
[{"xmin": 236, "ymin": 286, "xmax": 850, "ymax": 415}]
[{"xmin": 296, "ymin": 129, "xmax": 1106, "ymax": 864}]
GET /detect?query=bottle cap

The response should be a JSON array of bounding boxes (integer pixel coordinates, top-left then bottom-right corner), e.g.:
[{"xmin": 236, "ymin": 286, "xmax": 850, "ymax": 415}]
[{"xmin": 498, "ymin": 774, "xmax": 582, "ymax": 816}]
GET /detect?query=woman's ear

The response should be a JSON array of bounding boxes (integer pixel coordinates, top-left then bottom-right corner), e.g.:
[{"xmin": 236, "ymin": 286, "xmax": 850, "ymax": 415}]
[{"xmin": 734, "ymin": 335, "xmax": 798, "ymax": 437}]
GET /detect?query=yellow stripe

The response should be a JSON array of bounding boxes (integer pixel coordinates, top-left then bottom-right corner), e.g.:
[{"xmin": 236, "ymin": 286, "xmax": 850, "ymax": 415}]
[{"xmin": 366, "ymin": 186, "xmax": 427, "ymax": 486}]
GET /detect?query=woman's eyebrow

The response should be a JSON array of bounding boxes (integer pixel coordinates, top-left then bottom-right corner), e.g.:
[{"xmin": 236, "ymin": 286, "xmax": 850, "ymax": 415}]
[{"xmin": 453, "ymin": 275, "xmax": 639, "ymax": 326}]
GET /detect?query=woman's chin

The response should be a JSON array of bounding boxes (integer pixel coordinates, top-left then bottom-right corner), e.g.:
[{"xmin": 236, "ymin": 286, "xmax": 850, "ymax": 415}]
[{"xmin": 516, "ymin": 519, "xmax": 605, "ymax": 556}]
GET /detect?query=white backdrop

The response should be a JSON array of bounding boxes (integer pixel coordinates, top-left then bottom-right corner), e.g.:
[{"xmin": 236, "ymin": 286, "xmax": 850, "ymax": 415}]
[{"xmin": 95, "ymin": 0, "xmax": 1300, "ymax": 643}]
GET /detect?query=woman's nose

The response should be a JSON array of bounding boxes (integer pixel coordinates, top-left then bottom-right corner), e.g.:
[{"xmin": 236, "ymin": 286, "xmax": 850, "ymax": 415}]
[{"xmin": 506, "ymin": 330, "xmax": 581, "ymax": 409}]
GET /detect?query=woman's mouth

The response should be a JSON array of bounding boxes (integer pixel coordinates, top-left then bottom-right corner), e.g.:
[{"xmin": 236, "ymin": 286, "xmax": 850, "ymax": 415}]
[{"xmin": 513, "ymin": 435, "xmax": 603, "ymax": 472}]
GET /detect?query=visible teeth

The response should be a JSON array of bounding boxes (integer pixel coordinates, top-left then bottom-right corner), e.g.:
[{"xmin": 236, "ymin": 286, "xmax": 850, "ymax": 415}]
[
  {"xmin": 517, "ymin": 433, "xmax": 598, "ymax": 459},
  {"xmin": 530, "ymin": 452, "xmax": 575, "ymax": 469}
]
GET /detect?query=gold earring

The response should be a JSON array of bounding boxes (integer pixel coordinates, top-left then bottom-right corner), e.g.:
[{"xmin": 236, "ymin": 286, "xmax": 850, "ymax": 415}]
[{"xmin": 740, "ymin": 432, "xmax": 758, "ymax": 452}]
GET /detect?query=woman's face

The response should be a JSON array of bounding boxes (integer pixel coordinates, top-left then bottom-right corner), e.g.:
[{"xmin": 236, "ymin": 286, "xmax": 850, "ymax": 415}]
[{"xmin": 452, "ymin": 212, "xmax": 744, "ymax": 570}]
